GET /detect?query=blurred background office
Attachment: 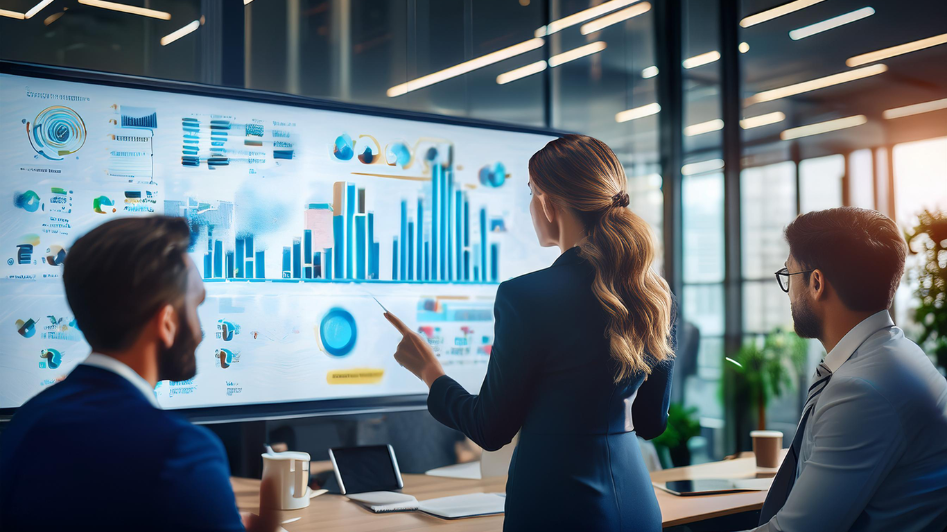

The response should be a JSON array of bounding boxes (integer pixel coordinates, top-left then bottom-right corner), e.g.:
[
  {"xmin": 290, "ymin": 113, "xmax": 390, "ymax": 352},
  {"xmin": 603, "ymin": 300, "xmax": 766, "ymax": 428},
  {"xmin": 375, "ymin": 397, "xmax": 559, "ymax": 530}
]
[{"xmin": 2, "ymin": 0, "xmax": 945, "ymax": 472}]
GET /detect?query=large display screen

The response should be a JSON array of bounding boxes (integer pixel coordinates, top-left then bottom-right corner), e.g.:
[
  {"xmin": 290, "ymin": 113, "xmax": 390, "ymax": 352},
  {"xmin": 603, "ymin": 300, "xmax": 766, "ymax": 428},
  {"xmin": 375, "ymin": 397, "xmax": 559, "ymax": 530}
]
[{"xmin": 0, "ymin": 65, "xmax": 559, "ymax": 414}]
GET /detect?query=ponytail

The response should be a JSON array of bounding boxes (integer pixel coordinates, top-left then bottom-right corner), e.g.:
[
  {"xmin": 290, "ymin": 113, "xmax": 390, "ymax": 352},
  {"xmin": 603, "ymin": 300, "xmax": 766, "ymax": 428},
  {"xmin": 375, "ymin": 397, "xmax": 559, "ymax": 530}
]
[{"xmin": 529, "ymin": 135, "xmax": 674, "ymax": 381}]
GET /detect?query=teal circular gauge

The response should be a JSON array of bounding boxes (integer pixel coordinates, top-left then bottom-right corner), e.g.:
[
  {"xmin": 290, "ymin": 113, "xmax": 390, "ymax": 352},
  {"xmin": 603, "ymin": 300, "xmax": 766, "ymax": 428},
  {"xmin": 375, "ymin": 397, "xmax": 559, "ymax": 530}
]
[{"xmin": 320, "ymin": 308, "xmax": 357, "ymax": 357}]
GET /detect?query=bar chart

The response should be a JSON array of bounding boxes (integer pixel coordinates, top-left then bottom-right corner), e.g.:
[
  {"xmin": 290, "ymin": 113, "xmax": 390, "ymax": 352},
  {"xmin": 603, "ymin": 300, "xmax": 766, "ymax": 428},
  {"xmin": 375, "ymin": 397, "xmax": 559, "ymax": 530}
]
[{"xmin": 190, "ymin": 166, "xmax": 501, "ymax": 284}]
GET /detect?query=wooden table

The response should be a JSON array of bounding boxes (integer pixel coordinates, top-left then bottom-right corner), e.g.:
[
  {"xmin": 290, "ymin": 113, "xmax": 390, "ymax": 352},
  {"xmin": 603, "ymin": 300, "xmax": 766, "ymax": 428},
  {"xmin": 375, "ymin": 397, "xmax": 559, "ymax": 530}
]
[{"xmin": 233, "ymin": 452, "xmax": 785, "ymax": 531}]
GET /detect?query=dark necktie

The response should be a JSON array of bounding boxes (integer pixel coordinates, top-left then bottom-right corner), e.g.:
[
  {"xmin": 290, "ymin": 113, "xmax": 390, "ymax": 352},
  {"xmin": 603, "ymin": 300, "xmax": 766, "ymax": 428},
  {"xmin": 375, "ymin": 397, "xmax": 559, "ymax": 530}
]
[{"xmin": 758, "ymin": 361, "xmax": 833, "ymax": 525}]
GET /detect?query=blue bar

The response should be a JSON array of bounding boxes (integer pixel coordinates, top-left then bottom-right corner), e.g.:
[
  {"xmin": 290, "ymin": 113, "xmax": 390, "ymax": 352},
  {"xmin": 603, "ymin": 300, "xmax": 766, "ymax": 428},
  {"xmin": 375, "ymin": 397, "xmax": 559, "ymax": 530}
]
[
  {"xmin": 400, "ymin": 201, "xmax": 408, "ymax": 280},
  {"xmin": 463, "ymin": 196, "xmax": 470, "ymax": 280},
  {"xmin": 235, "ymin": 238, "xmax": 244, "ymax": 278},
  {"xmin": 304, "ymin": 229, "xmax": 313, "ymax": 276},
  {"xmin": 491, "ymin": 243, "xmax": 499, "ymax": 282},
  {"xmin": 431, "ymin": 166, "xmax": 439, "ymax": 281},
  {"xmin": 464, "ymin": 250, "xmax": 470, "ymax": 281},
  {"xmin": 441, "ymin": 168, "xmax": 448, "ymax": 280},
  {"xmin": 245, "ymin": 259, "xmax": 253, "ymax": 277},
  {"xmin": 325, "ymin": 249, "xmax": 333, "ymax": 280},
  {"xmin": 372, "ymin": 242, "xmax": 380, "ymax": 280},
  {"xmin": 392, "ymin": 239, "xmax": 399, "ymax": 280},
  {"xmin": 455, "ymin": 190, "xmax": 462, "ymax": 281},
  {"xmin": 293, "ymin": 238, "xmax": 301, "ymax": 279},
  {"xmin": 480, "ymin": 208, "xmax": 487, "ymax": 283},
  {"xmin": 446, "ymin": 170, "xmax": 452, "ymax": 282},
  {"xmin": 214, "ymin": 240, "xmax": 223, "ymax": 278},
  {"xmin": 424, "ymin": 242, "xmax": 430, "ymax": 281},
  {"xmin": 203, "ymin": 253, "xmax": 211, "ymax": 279},
  {"xmin": 333, "ymin": 216, "xmax": 344, "ymax": 280},
  {"xmin": 282, "ymin": 246, "xmax": 291, "ymax": 278},
  {"xmin": 408, "ymin": 221, "xmax": 414, "ymax": 281},
  {"xmin": 245, "ymin": 235, "xmax": 254, "ymax": 258},
  {"xmin": 226, "ymin": 251, "xmax": 234, "ymax": 278},
  {"xmin": 313, "ymin": 251, "xmax": 322, "ymax": 279},
  {"xmin": 368, "ymin": 212, "xmax": 376, "ymax": 280},
  {"xmin": 346, "ymin": 183, "xmax": 355, "ymax": 279},
  {"xmin": 416, "ymin": 198, "xmax": 423, "ymax": 280},
  {"xmin": 255, "ymin": 250, "xmax": 264, "ymax": 278},
  {"xmin": 356, "ymin": 215, "xmax": 366, "ymax": 279}
]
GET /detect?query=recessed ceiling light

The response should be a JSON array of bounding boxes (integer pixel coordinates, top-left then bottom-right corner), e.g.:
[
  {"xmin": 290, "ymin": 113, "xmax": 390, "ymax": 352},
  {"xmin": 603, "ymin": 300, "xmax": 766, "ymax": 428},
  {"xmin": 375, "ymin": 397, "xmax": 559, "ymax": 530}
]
[
  {"xmin": 682, "ymin": 159, "xmax": 724, "ymax": 176},
  {"xmin": 683, "ymin": 51, "xmax": 721, "ymax": 69},
  {"xmin": 684, "ymin": 119, "xmax": 724, "ymax": 136},
  {"xmin": 641, "ymin": 66, "xmax": 659, "ymax": 78},
  {"xmin": 160, "ymin": 20, "xmax": 201, "ymax": 46}
]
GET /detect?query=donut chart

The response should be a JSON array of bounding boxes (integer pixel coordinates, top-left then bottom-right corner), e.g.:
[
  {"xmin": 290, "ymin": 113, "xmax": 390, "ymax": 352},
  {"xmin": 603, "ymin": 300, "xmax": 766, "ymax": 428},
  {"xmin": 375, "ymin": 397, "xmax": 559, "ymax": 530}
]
[
  {"xmin": 320, "ymin": 308, "xmax": 357, "ymax": 357},
  {"xmin": 28, "ymin": 106, "xmax": 87, "ymax": 161}
]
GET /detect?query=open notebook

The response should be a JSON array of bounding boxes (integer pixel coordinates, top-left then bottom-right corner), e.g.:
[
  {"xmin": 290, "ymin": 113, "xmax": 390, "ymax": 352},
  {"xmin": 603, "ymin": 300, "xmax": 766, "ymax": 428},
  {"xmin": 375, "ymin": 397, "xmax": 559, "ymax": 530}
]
[{"xmin": 346, "ymin": 491, "xmax": 506, "ymax": 519}]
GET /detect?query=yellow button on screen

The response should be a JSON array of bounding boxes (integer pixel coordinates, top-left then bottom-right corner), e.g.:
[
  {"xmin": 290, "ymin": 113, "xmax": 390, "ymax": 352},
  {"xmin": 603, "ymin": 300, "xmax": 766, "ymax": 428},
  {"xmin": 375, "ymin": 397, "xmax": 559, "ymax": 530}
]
[{"xmin": 327, "ymin": 368, "xmax": 385, "ymax": 384}]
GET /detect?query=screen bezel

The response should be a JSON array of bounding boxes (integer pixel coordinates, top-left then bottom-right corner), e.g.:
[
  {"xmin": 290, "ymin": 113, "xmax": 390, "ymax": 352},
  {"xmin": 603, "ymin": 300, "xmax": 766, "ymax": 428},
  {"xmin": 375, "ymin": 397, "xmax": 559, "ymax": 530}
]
[
  {"xmin": 0, "ymin": 60, "xmax": 565, "ymax": 423},
  {"xmin": 328, "ymin": 444, "xmax": 404, "ymax": 495}
]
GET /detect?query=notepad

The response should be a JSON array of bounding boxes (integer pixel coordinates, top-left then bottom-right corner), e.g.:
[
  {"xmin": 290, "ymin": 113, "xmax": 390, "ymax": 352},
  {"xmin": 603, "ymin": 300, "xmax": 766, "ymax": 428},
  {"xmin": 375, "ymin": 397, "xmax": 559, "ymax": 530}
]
[{"xmin": 346, "ymin": 491, "xmax": 419, "ymax": 513}]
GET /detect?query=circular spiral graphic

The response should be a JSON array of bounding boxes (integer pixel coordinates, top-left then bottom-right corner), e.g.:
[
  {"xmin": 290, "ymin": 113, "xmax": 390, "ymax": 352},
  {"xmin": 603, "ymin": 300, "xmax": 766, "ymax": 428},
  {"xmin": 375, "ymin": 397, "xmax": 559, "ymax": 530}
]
[{"xmin": 29, "ymin": 106, "xmax": 87, "ymax": 161}]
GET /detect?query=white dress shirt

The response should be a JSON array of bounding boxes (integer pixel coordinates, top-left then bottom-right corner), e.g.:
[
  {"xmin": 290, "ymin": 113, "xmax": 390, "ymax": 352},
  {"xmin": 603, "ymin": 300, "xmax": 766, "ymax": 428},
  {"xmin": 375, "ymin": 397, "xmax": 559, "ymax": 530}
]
[
  {"xmin": 754, "ymin": 310, "xmax": 947, "ymax": 531},
  {"xmin": 81, "ymin": 353, "xmax": 161, "ymax": 409}
]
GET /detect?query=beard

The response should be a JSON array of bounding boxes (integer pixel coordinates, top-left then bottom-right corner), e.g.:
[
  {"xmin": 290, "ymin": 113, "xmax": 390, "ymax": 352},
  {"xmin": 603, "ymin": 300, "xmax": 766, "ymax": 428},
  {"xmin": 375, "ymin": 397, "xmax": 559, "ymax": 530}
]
[
  {"xmin": 157, "ymin": 310, "xmax": 199, "ymax": 382},
  {"xmin": 791, "ymin": 293, "xmax": 823, "ymax": 340}
]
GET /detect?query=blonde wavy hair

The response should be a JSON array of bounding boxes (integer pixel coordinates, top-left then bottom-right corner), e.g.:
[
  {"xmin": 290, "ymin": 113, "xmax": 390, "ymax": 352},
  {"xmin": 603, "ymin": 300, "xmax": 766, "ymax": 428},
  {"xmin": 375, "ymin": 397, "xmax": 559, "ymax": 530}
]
[{"xmin": 528, "ymin": 134, "xmax": 674, "ymax": 381}]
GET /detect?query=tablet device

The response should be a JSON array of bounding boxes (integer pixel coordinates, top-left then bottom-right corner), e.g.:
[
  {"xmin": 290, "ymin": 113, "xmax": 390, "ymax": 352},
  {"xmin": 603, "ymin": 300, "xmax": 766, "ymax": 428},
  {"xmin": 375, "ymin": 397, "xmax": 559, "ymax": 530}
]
[
  {"xmin": 328, "ymin": 444, "xmax": 404, "ymax": 495},
  {"xmin": 654, "ymin": 477, "xmax": 773, "ymax": 496}
]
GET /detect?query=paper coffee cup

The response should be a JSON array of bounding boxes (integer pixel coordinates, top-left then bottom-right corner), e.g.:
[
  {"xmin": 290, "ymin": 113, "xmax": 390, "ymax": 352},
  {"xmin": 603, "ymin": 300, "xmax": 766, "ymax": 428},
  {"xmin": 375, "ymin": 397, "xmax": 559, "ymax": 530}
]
[{"xmin": 750, "ymin": 430, "xmax": 783, "ymax": 469}]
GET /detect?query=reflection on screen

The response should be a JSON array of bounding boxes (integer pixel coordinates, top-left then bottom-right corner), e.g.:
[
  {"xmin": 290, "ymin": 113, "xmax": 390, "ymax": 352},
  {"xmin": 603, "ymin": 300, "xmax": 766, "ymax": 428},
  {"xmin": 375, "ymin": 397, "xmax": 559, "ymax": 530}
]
[{"xmin": 0, "ymin": 71, "xmax": 559, "ymax": 411}]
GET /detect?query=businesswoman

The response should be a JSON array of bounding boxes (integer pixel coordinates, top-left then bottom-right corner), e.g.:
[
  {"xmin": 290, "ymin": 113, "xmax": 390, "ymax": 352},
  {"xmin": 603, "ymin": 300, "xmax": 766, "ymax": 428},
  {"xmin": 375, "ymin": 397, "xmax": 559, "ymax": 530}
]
[{"xmin": 385, "ymin": 134, "xmax": 676, "ymax": 532}]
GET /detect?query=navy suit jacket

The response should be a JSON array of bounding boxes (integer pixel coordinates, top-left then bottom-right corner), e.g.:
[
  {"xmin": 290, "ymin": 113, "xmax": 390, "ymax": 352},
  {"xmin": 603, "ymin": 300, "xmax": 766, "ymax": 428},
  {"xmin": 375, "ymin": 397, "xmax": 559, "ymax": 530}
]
[
  {"xmin": 428, "ymin": 246, "xmax": 675, "ymax": 532},
  {"xmin": 0, "ymin": 365, "xmax": 243, "ymax": 532}
]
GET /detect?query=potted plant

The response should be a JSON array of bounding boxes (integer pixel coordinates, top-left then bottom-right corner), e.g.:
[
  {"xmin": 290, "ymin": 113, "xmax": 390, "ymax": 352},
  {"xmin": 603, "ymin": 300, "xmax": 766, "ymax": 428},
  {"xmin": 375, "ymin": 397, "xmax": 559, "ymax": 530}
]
[
  {"xmin": 727, "ymin": 329, "xmax": 808, "ymax": 431},
  {"xmin": 905, "ymin": 209, "xmax": 947, "ymax": 374},
  {"xmin": 652, "ymin": 403, "xmax": 701, "ymax": 468}
]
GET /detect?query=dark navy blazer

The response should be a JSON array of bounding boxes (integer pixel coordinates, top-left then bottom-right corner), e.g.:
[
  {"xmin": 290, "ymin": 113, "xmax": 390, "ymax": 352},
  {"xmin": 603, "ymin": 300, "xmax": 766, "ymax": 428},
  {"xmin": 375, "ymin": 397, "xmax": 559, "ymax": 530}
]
[
  {"xmin": 0, "ymin": 365, "xmax": 243, "ymax": 532},
  {"xmin": 428, "ymin": 246, "xmax": 675, "ymax": 532}
]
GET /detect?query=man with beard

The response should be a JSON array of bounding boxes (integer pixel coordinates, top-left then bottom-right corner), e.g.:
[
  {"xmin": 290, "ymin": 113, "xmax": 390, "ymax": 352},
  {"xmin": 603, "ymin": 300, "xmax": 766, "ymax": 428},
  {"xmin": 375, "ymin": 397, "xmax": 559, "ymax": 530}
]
[
  {"xmin": 0, "ymin": 217, "xmax": 277, "ymax": 532},
  {"xmin": 753, "ymin": 207, "xmax": 947, "ymax": 532}
]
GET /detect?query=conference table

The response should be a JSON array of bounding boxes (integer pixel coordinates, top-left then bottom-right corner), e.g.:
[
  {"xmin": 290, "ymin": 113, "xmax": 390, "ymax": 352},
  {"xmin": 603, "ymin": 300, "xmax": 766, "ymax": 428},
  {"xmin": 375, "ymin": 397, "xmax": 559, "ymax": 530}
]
[{"xmin": 232, "ymin": 451, "xmax": 784, "ymax": 531}]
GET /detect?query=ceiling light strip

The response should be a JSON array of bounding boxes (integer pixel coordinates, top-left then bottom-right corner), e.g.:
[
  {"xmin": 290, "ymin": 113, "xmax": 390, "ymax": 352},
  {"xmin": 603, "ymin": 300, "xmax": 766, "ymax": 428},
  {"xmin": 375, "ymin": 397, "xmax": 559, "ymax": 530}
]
[
  {"xmin": 882, "ymin": 98, "xmax": 947, "ymax": 119},
  {"xmin": 846, "ymin": 32, "xmax": 947, "ymax": 67},
  {"xmin": 682, "ymin": 159, "xmax": 724, "ymax": 176},
  {"xmin": 684, "ymin": 119, "xmax": 724, "ymax": 136},
  {"xmin": 497, "ymin": 61, "xmax": 547, "ymax": 84},
  {"xmin": 740, "ymin": 112, "xmax": 786, "ymax": 129},
  {"xmin": 25, "ymin": 0, "xmax": 54, "ymax": 19},
  {"xmin": 77, "ymin": 0, "xmax": 171, "ymax": 20},
  {"xmin": 387, "ymin": 37, "xmax": 544, "ymax": 97},
  {"xmin": 537, "ymin": 0, "xmax": 641, "ymax": 36},
  {"xmin": 580, "ymin": 2, "xmax": 651, "ymax": 35},
  {"xmin": 548, "ymin": 41, "xmax": 607, "ymax": 67},
  {"xmin": 746, "ymin": 64, "xmax": 887, "ymax": 105},
  {"xmin": 160, "ymin": 20, "xmax": 200, "ymax": 46},
  {"xmin": 616, "ymin": 102, "xmax": 661, "ymax": 123},
  {"xmin": 0, "ymin": 9, "xmax": 26, "ymax": 19},
  {"xmin": 789, "ymin": 7, "xmax": 874, "ymax": 40},
  {"xmin": 780, "ymin": 115, "xmax": 868, "ymax": 140},
  {"xmin": 741, "ymin": 0, "xmax": 823, "ymax": 28},
  {"xmin": 683, "ymin": 51, "xmax": 721, "ymax": 69}
]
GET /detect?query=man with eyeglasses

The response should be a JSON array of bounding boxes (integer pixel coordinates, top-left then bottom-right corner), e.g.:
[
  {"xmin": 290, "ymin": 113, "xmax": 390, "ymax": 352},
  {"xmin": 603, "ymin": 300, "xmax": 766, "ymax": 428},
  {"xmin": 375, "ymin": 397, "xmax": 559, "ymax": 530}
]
[{"xmin": 750, "ymin": 207, "xmax": 947, "ymax": 532}]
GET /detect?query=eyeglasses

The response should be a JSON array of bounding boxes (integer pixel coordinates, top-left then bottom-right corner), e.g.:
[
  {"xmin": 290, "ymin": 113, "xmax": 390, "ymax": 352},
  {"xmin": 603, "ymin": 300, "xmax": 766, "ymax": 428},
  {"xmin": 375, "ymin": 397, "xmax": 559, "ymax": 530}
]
[{"xmin": 774, "ymin": 267, "xmax": 814, "ymax": 293}]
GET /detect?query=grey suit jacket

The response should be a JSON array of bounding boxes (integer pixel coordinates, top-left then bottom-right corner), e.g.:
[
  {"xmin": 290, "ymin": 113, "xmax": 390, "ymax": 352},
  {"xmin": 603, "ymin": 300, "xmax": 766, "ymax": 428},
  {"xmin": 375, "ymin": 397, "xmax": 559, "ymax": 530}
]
[{"xmin": 754, "ymin": 311, "xmax": 947, "ymax": 532}]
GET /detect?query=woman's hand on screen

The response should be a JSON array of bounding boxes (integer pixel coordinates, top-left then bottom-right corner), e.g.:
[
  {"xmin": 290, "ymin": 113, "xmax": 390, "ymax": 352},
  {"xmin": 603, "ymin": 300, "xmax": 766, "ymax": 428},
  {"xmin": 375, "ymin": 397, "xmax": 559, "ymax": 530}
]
[{"xmin": 385, "ymin": 312, "xmax": 445, "ymax": 388}]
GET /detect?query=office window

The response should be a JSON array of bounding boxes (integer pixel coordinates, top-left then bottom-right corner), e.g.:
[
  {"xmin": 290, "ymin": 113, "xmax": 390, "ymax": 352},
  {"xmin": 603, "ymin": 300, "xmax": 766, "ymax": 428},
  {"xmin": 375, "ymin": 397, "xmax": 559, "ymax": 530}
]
[
  {"xmin": 892, "ymin": 137, "xmax": 947, "ymax": 335},
  {"xmin": 799, "ymin": 155, "xmax": 844, "ymax": 213},
  {"xmin": 683, "ymin": 172, "xmax": 725, "ymax": 283},
  {"xmin": 849, "ymin": 150, "xmax": 876, "ymax": 210}
]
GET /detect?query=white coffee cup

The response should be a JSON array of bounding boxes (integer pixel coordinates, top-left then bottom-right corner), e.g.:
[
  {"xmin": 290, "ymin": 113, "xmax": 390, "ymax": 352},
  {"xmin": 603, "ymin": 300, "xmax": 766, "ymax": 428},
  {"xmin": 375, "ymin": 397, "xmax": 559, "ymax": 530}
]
[{"xmin": 261, "ymin": 451, "xmax": 311, "ymax": 510}]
